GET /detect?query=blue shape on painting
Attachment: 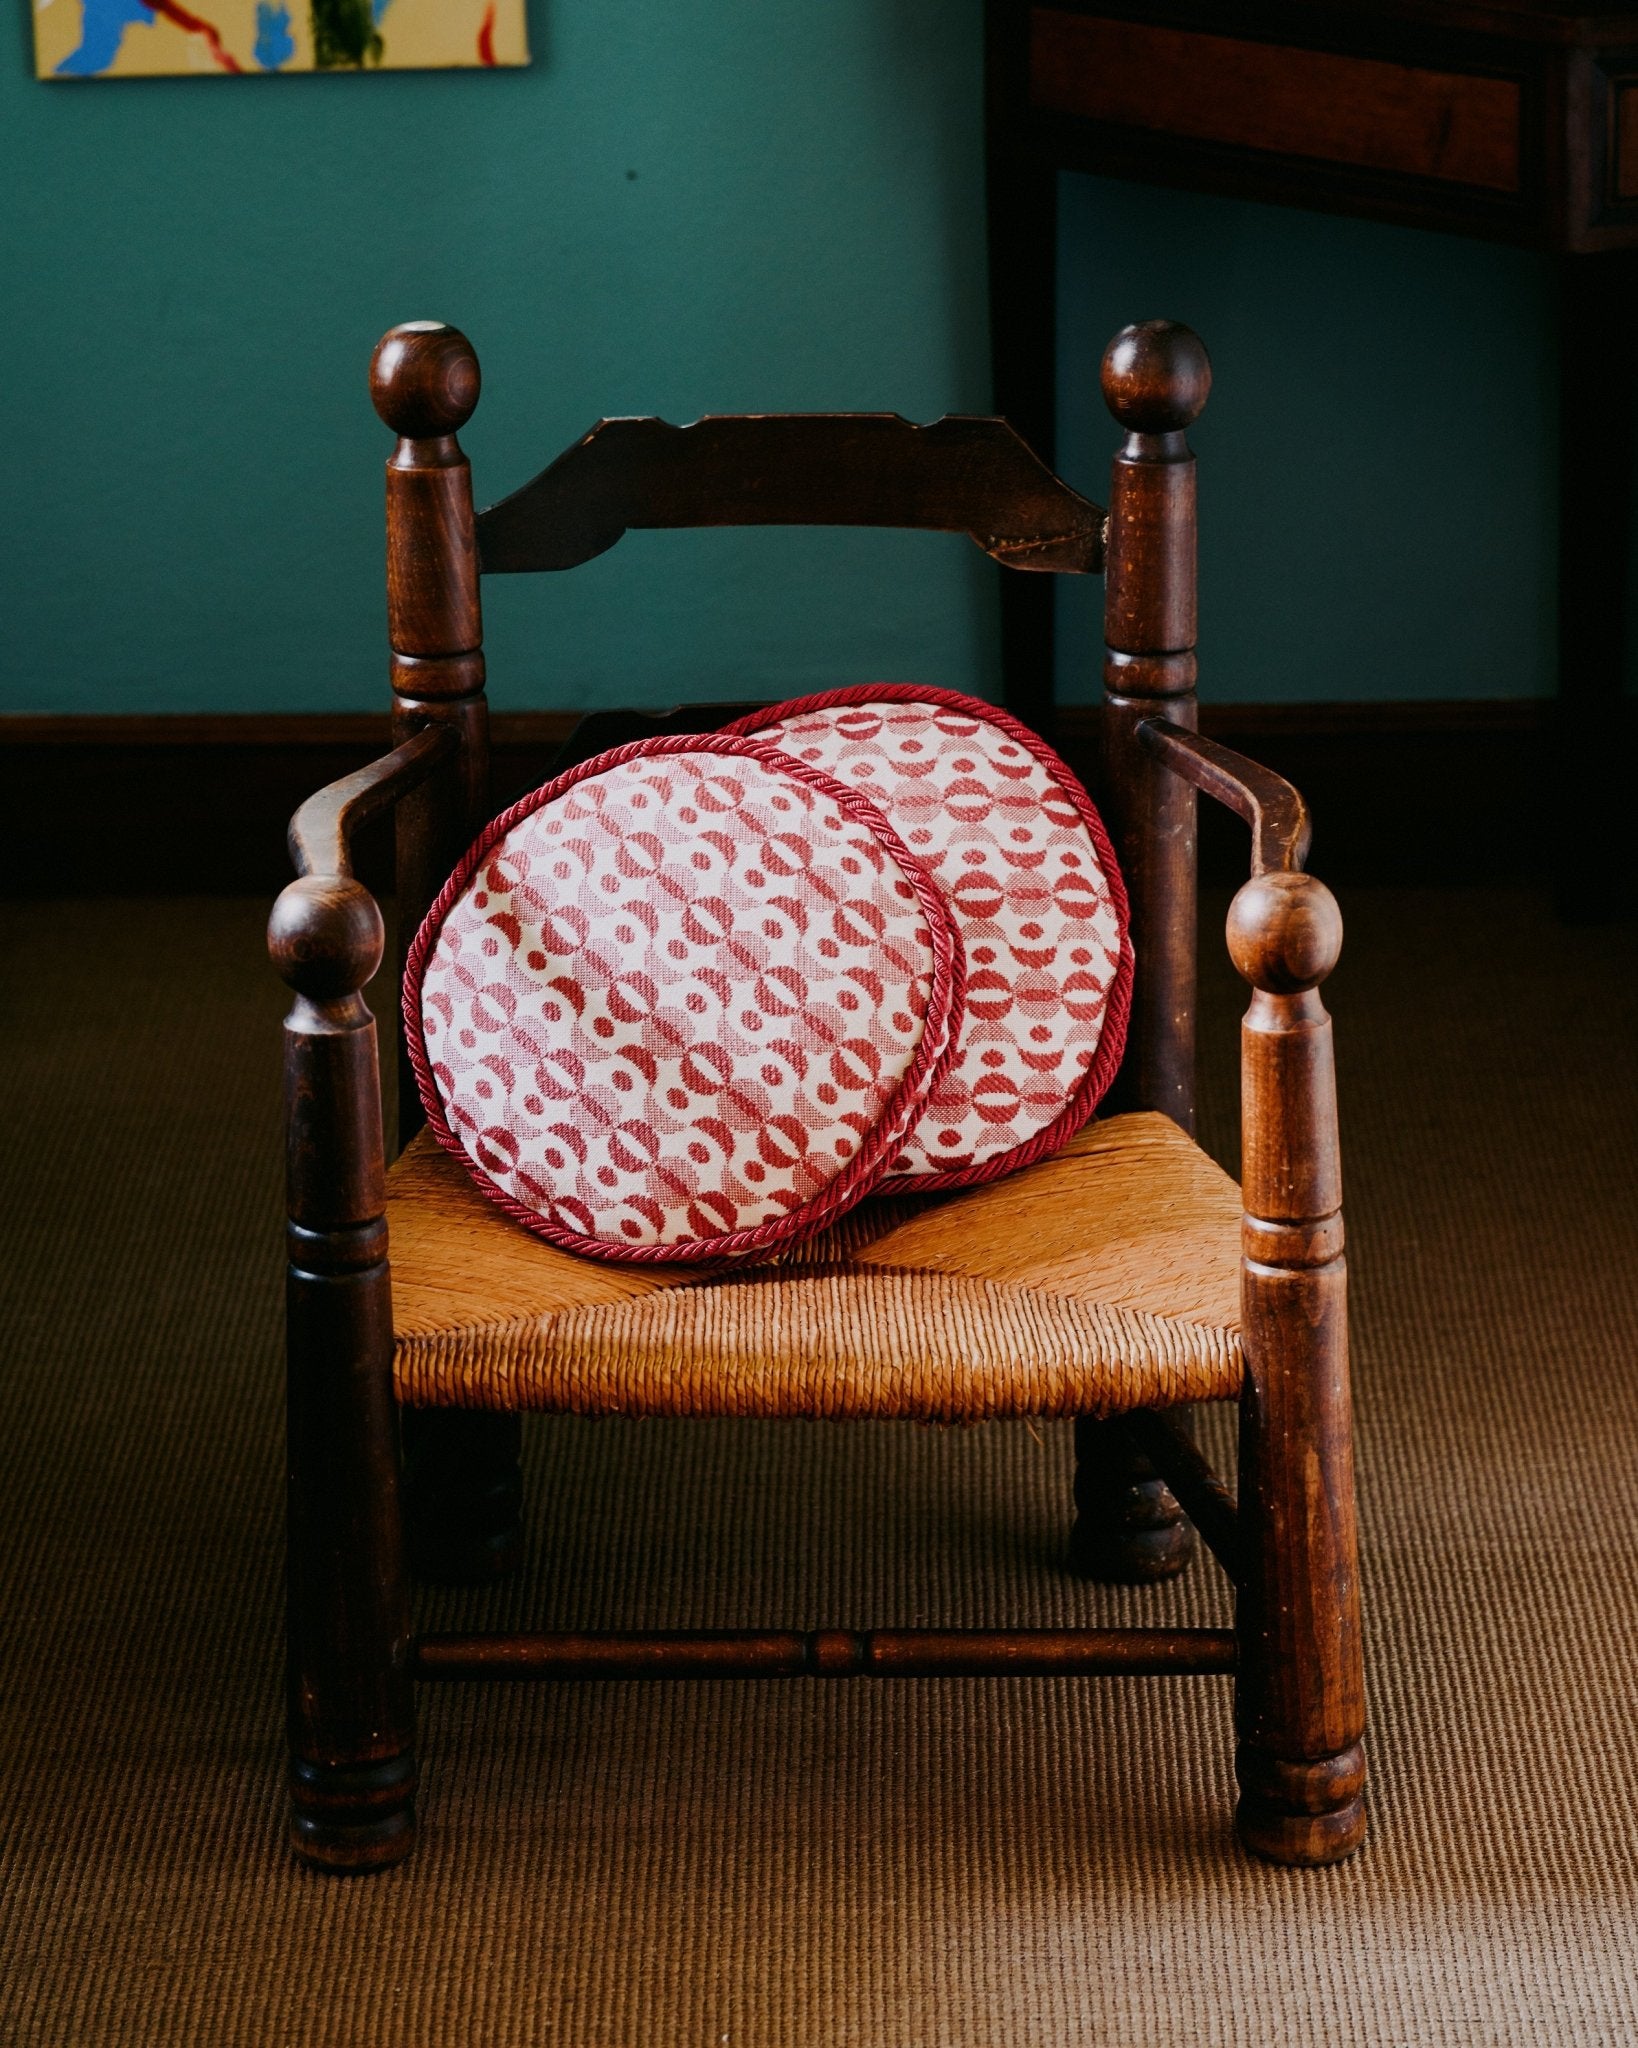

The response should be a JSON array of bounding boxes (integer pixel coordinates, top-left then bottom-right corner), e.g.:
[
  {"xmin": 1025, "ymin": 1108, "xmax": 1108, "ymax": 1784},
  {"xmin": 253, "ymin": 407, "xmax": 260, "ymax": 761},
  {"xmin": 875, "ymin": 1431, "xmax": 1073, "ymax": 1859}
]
[
  {"xmin": 372, "ymin": 0, "xmax": 396, "ymax": 18},
  {"xmin": 254, "ymin": 3, "xmax": 295, "ymax": 68},
  {"xmin": 56, "ymin": 0, "xmax": 156, "ymax": 76}
]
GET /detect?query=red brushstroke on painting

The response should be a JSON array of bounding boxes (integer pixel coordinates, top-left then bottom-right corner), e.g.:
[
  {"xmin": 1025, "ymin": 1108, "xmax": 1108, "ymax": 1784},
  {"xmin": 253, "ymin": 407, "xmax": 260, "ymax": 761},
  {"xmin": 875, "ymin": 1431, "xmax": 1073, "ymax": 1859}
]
[
  {"xmin": 478, "ymin": 4, "xmax": 497, "ymax": 64},
  {"xmin": 148, "ymin": 0, "xmax": 243, "ymax": 70}
]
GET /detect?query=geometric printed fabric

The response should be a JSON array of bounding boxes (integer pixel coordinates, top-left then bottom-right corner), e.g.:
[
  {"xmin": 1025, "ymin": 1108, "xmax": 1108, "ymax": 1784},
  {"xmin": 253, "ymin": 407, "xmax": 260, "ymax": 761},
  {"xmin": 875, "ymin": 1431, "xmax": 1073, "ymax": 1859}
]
[
  {"xmin": 405, "ymin": 734, "xmax": 964, "ymax": 1263},
  {"xmin": 727, "ymin": 687, "xmax": 1133, "ymax": 1187}
]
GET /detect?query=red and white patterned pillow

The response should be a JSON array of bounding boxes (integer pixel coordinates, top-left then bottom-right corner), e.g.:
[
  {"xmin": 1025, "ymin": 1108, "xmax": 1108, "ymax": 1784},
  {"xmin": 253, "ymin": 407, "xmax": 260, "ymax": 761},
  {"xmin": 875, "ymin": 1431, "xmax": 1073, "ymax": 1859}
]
[
  {"xmin": 404, "ymin": 734, "xmax": 964, "ymax": 1263},
  {"xmin": 725, "ymin": 687, "xmax": 1132, "ymax": 1188}
]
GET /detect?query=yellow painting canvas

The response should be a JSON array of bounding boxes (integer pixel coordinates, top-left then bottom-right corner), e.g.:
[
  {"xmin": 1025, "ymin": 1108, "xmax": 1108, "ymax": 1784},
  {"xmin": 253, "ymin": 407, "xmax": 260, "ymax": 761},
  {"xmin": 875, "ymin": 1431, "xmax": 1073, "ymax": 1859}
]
[{"xmin": 34, "ymin": 0, "xmax": 529, "ymax": 78}]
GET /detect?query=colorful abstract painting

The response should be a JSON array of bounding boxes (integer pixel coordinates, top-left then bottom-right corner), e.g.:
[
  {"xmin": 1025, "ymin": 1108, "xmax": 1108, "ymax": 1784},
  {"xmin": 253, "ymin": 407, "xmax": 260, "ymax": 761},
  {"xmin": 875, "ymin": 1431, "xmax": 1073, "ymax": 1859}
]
[{"xmin": 34, "ymin": 0, "xmax": 529, "ymax": 77}]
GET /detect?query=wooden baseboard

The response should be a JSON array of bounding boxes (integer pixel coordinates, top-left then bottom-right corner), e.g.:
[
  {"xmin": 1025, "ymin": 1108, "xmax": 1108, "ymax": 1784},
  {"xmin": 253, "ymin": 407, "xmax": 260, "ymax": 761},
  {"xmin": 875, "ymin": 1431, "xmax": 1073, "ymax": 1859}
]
[{"xmin": 0, "ymin": 701, "xmax": 1550, "ymax": 896}]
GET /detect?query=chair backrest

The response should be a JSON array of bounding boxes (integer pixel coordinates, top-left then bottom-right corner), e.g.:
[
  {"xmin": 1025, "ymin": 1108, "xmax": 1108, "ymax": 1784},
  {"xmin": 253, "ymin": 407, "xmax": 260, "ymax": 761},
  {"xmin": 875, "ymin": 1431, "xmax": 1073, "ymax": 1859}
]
[
  {"xmin": 475, "ymin": 411, "xmax": 1104, "ymax": 576},
  {"xmin": 368, "ymin": 318, "xmax": 1209, "ymax": 1146}
]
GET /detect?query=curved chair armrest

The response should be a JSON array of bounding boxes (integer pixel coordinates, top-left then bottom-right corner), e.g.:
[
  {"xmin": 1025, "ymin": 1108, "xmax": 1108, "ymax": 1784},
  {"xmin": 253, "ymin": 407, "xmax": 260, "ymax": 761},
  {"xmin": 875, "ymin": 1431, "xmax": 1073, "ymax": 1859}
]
[
  {"xmin": 1144, "ymin": 714, "xmax": 1360, "ymax": 1860},
  {"xmin": 1137, "ymin": 718, "xmax": 1312, "ymax": 876},
  {"xmin": 274, "ymin": 724, "xmax": 458, "ymax": 1012},
  {"xmin": 287, "ymin": 724, "xmax": 459, "ymax": 881}
]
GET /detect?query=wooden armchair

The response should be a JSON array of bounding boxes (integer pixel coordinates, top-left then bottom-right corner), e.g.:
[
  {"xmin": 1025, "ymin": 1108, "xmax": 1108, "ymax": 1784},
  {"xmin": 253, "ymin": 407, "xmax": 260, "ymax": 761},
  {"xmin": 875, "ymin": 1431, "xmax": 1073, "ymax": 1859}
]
[{"xmin": 268, "ymin": 318, "xmax": 1365, "ymax": 1875}]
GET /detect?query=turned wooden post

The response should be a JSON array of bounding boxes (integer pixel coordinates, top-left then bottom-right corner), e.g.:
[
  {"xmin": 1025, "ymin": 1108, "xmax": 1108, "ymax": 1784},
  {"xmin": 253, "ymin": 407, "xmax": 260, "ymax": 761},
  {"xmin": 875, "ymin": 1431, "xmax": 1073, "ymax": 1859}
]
[
  {"xmin": 371, "ymin": 321, "xmax": 523, "ymax": 1583},
  {"xmin": 1229, "ymin": 871, "xmax": 1367, "ymax": 1864},
  {"xmin": 270, "ymin": 874, "xmax": 415, "ymax": 1872},
  {"xmin": 1071, "ymin": 320, "xmax": 1210, "ymax": 1582},
  {"xmin": 371, "ymin": 318, "xmax": 492, "ymax": 1117}
]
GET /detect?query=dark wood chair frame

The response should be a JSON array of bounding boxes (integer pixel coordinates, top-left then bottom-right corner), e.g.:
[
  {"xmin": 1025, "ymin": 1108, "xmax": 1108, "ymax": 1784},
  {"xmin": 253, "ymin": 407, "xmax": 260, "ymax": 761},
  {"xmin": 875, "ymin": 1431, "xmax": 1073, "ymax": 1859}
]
[{"xmin": 268, "ymin": 318, "xmax": 1366, "ymax": 1875}]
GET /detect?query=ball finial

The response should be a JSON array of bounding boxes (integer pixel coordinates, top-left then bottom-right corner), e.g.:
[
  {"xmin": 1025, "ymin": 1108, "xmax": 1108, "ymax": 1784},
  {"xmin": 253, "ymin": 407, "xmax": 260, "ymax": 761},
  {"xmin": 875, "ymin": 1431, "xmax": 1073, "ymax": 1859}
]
[
  {"xmin": 1101, "ymin": 320, "xmax": 1211, "ymax": 434},
  {"xmin": 1226, "ymin": 872, "xmax": 1342, "ymax": 993},
  {"xmin": 268, "ymin": 876, "xmax": 385, "ymax": 998},
  {"xmin": 370, "ymin": 321, "xmax": 480, "ymax": 440}
]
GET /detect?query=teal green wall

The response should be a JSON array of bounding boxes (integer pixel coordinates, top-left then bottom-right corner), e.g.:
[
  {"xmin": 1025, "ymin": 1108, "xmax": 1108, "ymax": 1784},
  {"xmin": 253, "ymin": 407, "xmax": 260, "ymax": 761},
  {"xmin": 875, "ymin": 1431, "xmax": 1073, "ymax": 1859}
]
[
  {"xmin": 4, "ymin": 0, "xmax": 997, "ymax": 715},
  {"xmin": 1055, "ymin": 178, "xmax": 1556, "ymax": 705},
  {"xmin": 4, "ymin": 3, "xmax": 1559, "ymax": 713}
]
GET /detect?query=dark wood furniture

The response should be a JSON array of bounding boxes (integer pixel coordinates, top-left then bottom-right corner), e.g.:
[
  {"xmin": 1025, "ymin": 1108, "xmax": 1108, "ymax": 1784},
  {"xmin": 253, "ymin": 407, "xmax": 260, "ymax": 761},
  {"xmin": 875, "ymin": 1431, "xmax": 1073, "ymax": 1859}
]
[
  {"xmin": 987, "ymin": 0, "xmax": 1638, "ymax": 892},
  {"xmin": 269, "ymin": 317, "xmax": 1365, "ymax": 1875}
]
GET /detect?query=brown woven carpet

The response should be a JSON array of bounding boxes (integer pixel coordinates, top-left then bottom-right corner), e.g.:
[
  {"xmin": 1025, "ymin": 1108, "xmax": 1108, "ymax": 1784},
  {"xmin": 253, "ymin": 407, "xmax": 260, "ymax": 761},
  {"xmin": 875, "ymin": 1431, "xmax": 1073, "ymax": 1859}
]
[{"xmin": 3, "ymin": 890, "xmax": 1637, "ymax": 2046}]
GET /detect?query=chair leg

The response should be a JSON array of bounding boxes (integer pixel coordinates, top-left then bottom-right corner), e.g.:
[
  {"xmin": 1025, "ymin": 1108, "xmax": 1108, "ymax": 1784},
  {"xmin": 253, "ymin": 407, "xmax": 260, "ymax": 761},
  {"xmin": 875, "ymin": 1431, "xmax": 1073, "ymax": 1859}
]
[
  {"xmin": 1068, "ymin": 1414, "xmax": 1195, "ymax": 1581},
  {"xmin": 274, "ymin": 877, "xmax": 416, "ymax": 1873},
  {"xmin": 1233, "ymin": 1279, "xmax": 1366, "ymax": 1865},
  {"xmin": 287, "ymin": 1265, "xmax": 417, "ymax": 1871},
  {"xmin": 1228, "ymin": 874, "xmax": 1366, "ymax": 1865},
  {"xmin": 402, "ymin": 1409, "xmax": 524, "ymax": 1585}
]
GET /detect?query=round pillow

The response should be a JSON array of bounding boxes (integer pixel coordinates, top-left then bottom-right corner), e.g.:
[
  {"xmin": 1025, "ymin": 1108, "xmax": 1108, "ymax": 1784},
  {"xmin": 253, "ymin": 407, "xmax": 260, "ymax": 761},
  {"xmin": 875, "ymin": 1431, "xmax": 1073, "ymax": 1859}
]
[
  {"xmin": 404, "ymin": 733, "xmax": 964, "ymax": 1263},
  {"xmin": 725, "ymin": 686, "xmax": 1132, "ymax": 1188}
]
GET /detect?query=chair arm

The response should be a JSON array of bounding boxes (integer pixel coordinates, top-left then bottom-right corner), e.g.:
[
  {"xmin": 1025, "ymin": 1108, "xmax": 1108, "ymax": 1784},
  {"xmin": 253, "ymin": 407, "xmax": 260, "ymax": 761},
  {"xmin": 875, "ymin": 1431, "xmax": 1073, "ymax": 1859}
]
[
  {"xmin": 270, "ymin": 739, "xmax": 433, "ymax": 1370},
  {"xmin": 271, "ymin": 725, "xmax": 455, "ymax": 1012},
  {"xmin": 1134, "ymin": 715, "xmax": 1340, "ymax": 998},
  {"xmin": 287, "ymin": 722, "xmax": 458, "ymax": 881},
  {"xmin": 1209, "ymin": 757, "xmax": 1359, "ymax": 1842},
  {"xmin": 1136, "ymin": 717, "xmax": 1311, "ymax": 876}
]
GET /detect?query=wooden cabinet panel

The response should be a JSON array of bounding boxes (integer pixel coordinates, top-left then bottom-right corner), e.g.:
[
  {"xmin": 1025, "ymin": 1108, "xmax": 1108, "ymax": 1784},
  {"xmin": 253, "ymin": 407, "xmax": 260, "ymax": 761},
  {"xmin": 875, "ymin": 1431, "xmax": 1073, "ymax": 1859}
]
[{"xmin": 1030, "ymin": 10, "xmax": 1522, "ymax": 191}]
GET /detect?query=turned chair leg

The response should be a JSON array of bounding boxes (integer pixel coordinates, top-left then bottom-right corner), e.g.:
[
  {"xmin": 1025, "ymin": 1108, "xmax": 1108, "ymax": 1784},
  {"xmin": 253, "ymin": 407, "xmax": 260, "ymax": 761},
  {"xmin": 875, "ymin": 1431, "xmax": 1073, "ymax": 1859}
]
[
  {"xmin": 1228, "ymin": 873, "xmax": 1367, "ymax": 1865},
  {"xmin": 402, "ymin": 1409, "xmax": 525, "ymax": 1584},
  {"xmin": 273, "ymin": 876, "xmax": 417, "ymax": 1873},
  {"xmin": 1068, "ymin": 1414, "xmax": 1195, "ymax": 1581}
]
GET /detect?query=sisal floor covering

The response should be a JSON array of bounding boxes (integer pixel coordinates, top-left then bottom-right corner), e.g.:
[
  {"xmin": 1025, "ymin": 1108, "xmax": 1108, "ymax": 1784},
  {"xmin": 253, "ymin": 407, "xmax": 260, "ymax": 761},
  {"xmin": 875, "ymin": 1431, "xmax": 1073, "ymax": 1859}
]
[{"xmin": 1, "ymin": 889, "xmax": 1636, "ymax": 2046}]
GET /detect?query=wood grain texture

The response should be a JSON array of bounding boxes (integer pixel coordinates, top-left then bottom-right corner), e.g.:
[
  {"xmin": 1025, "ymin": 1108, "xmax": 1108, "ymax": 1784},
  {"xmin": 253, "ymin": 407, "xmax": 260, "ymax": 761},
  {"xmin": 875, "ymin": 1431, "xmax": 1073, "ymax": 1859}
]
[
  {"xmin": 475, "ymin": 413, "xmax": 1106, "ymax": 576},
  {"xmin": 1099, "ymin": 320, "xmax": 1208, "ymax": 1134},
  {"xmin": 1031, "ymin": 12, "xmax": 1523, "ymax": 192},
  {"xmin": 1140, "ymin": 686, "xmax": 1368, "ymax": 1831},
  {"xmin": 1074, "ymin": 321, "xmax": 1213, "ymax": 1584},
  {"xmin": 285, "ymin": 726, "xmax": 456, "ymax": 882},
  {"xmin": 269, "ymin": 873, "xmax": 416, "ymax": 1873},
  {"xmin": 413, "ymin": 1628, "xmax": 1239, "ymax": 1680},
  {"xmin": 383, "ymin": 469, "xmax": 484, "ymax": 663},
  {"xmin": 372, "ymin": 323, "xmax": 519, "ymax": 1586},
  {"xmin": 1137, "ymin": 719, "xmax": 1313, "ymax": 876},
  {"xmin": 1227, "ymin": 872, "xmax": 1367, "ymax": 1865},
  {"xmin": 1019, "ymin": 2, "xmax": 1638, "ymax": 52},
  {"xmin": 372, "ymin": 324, "xmax": 496, "ymax": 1141},
  {"xmin": 374, "ymin": 326, "xmax": 485, "ymax": 678}
]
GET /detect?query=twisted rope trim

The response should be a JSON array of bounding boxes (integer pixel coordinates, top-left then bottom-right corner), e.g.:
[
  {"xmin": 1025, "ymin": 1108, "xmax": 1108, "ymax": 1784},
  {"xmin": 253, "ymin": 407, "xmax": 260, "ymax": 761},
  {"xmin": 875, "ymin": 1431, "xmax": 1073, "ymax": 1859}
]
[
  {"xmin": 403, "ymin": 731, "xmax": 967, "ymax": 1266},
  {"xmin": 722, "ymin": 684, "xmax": 1134, "ymax": 1192}
]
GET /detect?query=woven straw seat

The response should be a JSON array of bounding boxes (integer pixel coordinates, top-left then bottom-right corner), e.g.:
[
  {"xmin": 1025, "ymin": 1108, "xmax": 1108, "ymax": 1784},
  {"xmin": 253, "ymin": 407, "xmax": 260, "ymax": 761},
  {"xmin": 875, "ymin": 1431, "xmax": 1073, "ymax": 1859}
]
[{"xmin": 388, "ymin": 1111, "xmax": 1244, "ymax": 1422}]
